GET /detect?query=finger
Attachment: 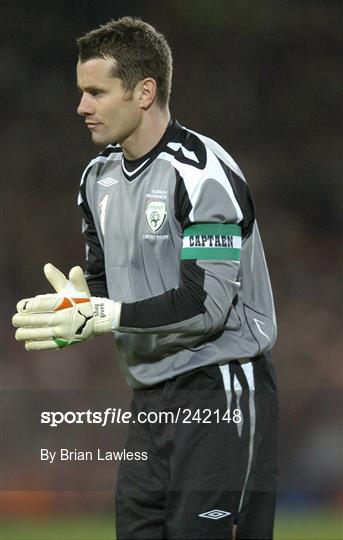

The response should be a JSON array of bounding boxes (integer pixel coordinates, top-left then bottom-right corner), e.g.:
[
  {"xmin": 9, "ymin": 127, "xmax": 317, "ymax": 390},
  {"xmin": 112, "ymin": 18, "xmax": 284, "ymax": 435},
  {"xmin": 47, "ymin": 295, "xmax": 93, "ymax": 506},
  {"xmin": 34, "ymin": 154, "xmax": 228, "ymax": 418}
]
[
  {"xmin": 25, "ymin": 340, "xmax": 59, "ymax": 351},
  {"xmin": 16, "ymin": 298, "xmax": 35, "ymax": 314},
  {"xmin": 16, "ymin": 295, "xmax": 61, "ymax": 314},
  {"xmin": 12, "ymin": 312, "xmax": 55, "ymax": 328},
  {"xmin": 44, "ymin": 263, "xmax": 68, "ymax": 293},
  {"xmin": 69, "ymin": 266, "xmax": 90, "ymax": 296},
  {"xmin": 15, "ymin": 326, "xmax": 56, "ymax": 342}
]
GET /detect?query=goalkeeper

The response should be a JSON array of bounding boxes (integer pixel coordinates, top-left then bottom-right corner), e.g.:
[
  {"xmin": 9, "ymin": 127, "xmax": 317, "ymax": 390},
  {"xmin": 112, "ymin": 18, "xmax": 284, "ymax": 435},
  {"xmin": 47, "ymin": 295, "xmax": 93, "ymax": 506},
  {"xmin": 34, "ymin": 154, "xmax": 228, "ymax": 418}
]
[{"xmin": 13, "ymin": 17, "xmax": 279, "ymax": 540}]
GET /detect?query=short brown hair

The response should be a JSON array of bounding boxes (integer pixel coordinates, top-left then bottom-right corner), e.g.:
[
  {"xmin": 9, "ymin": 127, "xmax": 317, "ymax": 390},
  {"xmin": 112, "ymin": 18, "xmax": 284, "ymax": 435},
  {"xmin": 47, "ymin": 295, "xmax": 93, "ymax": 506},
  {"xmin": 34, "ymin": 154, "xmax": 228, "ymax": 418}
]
[{"xmin": 77, "ymin": 17, "xmax": 173, "ymax": 108}]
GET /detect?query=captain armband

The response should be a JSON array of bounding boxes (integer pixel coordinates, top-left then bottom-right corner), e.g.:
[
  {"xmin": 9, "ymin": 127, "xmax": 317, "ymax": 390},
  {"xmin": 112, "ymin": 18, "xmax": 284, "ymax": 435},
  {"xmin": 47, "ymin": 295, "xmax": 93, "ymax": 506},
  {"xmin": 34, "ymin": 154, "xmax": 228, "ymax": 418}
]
[{"xmin": 181, "ymin": 223, "xmax": 242, "ymax": 261}]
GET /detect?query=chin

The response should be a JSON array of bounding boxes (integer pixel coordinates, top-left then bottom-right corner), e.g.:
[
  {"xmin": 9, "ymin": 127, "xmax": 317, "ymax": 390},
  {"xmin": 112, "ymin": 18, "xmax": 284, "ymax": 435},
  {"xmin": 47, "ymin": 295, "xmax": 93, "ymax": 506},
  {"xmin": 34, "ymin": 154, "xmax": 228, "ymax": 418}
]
[{"xmin": 91, "ymin": 134, "xmax": 110, "ymax": 146}]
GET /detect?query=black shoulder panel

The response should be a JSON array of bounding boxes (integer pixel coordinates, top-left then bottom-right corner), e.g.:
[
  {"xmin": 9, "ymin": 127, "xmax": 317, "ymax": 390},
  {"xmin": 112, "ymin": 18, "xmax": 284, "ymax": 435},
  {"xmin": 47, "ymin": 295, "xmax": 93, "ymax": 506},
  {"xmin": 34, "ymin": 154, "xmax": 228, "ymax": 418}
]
[
  {"xmin": 174, "ymin": 170, "xmax": 193, "ymax": 229},
  {"xmin": 164, "ymin": 130, "xmax": 207, "ymax": 170},
  {"xmin": 219, "ymin": 160, "xmax": 256, "ymax": 238}
]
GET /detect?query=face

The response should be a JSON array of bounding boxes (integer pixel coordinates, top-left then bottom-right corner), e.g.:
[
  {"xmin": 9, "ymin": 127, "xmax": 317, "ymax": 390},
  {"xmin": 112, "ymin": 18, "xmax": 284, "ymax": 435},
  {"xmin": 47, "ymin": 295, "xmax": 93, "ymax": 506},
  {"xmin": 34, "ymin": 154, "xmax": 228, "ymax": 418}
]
[{"xmin": 76, "ymin": 57, "xmax": 142, "ymax": 146}]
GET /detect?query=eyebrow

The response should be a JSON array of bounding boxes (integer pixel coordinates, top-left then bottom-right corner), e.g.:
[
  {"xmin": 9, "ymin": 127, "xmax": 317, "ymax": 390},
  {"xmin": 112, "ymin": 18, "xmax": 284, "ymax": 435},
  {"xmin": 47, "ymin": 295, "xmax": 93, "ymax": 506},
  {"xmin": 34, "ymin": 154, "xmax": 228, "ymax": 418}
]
[{"xmin": 76, "ymin": 84, "xmax": 105, "ymax": 93}]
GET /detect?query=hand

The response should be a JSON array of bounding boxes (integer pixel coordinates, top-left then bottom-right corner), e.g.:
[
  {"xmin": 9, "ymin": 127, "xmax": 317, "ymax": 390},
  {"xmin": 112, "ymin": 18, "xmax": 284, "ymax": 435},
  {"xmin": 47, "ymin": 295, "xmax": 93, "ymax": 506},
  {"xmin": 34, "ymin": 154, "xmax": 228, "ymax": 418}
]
[{"xmin": 12, "ymin": 263, "xmax": 120, "ymax": 351}]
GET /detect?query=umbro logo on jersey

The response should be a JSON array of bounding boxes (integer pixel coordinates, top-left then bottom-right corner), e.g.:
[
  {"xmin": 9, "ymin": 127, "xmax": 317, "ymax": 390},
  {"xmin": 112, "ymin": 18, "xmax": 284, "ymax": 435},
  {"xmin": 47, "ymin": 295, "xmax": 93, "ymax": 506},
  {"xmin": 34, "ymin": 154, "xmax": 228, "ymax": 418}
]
[
  {"xmin": 198, "ymin": 509, "xmax": 231, "ymax": 520},
  {"xmin": 97, "ymin": 177, "xmax": 118, "ymax": 187}
]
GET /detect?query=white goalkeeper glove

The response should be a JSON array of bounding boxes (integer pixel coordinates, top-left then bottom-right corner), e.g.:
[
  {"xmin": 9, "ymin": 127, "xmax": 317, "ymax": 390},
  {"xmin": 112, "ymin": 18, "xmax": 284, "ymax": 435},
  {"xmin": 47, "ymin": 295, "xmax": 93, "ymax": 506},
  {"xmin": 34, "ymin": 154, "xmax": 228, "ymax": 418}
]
[{"xmin": 12, "ymin": 263, "xmax": 121, "ymax": 351}]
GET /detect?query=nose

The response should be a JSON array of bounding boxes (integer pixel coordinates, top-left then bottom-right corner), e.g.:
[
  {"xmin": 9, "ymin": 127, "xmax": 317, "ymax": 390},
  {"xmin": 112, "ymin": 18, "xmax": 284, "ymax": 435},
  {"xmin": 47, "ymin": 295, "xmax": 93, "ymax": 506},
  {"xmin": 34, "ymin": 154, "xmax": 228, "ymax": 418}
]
[{"xmin": 77, "ymin": 93, "xmax": 94, "ymax": 117}]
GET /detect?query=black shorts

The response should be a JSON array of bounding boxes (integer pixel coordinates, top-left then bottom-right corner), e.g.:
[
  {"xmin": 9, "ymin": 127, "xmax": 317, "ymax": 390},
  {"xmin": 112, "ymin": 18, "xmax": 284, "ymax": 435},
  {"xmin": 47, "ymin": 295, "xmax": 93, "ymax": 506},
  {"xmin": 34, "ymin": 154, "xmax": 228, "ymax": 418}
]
[{"xmin": 116, "ymin": 351, "xmax": 279, "ymax": 540}]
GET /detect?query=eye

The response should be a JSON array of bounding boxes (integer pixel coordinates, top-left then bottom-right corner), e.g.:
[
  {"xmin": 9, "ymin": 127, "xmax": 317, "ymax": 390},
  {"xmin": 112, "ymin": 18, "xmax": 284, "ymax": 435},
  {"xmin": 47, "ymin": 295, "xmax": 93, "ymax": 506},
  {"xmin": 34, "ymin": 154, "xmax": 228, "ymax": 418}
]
[{"xmin": 89, "ymin": 89, "xmax": 103, "ymax": 97}]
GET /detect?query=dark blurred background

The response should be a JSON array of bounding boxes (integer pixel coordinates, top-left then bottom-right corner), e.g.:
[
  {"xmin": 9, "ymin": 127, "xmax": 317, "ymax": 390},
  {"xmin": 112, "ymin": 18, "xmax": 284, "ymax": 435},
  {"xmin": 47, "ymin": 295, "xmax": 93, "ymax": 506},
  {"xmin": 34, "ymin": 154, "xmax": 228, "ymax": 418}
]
[{"xmin": 1, "ymin": 0, "xmax": 342, "ymax": 535}]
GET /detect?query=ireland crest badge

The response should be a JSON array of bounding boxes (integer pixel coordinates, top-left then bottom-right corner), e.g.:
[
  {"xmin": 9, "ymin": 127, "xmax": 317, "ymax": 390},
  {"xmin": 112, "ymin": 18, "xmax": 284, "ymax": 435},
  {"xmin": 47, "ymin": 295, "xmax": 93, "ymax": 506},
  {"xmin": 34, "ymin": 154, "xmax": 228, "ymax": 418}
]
[{"xmin": 145, "ymin": 200, "xmax": 167, "ymax": 232}]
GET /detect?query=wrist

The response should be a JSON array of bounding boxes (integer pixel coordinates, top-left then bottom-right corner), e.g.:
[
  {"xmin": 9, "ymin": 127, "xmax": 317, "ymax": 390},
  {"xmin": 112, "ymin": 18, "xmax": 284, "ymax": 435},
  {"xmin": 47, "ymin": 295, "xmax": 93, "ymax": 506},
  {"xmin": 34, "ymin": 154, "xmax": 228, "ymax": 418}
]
[{"xmin": 91, "ymin": 297, "xmax": 121, "ymax": 335}]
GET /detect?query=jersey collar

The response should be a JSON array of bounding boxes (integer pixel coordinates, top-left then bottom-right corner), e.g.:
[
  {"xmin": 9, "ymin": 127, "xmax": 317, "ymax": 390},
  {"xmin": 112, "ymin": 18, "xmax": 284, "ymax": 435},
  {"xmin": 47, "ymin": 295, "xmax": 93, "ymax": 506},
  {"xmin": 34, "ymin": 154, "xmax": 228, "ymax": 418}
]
[{"xmin": 121, "ymin": 119, "xmax": 180, "ymax": 181}]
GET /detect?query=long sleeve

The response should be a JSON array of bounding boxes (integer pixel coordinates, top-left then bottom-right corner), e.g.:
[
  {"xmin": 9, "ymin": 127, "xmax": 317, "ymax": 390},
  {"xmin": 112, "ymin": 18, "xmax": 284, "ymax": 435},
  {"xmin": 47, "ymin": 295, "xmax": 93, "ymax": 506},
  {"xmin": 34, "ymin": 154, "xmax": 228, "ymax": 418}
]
[
  {"xmin": 78, "ymin": 177, "xmax": 108, "ymax": 298},
  {"xmin": 118, "ymin": 150, "xmax": 255, "ymax": 335}
]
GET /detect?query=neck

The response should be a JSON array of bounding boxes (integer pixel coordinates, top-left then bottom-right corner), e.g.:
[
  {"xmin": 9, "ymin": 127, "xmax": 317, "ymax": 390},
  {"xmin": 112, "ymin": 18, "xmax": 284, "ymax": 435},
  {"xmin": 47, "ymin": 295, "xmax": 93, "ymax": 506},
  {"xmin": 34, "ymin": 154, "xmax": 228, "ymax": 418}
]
[{"xmin": 121, "ymin": 107, "xmax": 170, "ymax": 160}]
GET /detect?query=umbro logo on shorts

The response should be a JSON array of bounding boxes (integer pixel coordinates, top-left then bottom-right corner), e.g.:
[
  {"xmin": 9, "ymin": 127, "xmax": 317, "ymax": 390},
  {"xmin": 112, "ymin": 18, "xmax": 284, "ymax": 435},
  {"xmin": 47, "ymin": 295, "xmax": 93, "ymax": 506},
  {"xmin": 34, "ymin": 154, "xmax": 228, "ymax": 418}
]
[
  {"xmin": 97, "ymin": 177, "xmax": 118, "ymax": 187},
  {"xmin": 198, "ymin": 509, "xmax": 231, "ymax": 520}
]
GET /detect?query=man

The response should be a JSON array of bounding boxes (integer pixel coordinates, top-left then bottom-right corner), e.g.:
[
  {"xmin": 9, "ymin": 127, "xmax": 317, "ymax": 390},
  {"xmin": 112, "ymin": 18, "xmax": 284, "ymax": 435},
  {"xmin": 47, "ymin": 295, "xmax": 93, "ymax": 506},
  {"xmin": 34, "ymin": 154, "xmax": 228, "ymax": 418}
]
[{"xmin": 13, "ymin": 17, "xmax": 278, "ymax": 540}]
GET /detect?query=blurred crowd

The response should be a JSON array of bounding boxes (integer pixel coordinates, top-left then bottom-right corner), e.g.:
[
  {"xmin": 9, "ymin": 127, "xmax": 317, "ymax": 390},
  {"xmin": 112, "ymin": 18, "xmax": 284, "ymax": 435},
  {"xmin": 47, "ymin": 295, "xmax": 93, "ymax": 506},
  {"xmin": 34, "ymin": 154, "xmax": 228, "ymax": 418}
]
[{"xmin": 2, "ymin": 0, "xmax": 342, "ymax": 514}]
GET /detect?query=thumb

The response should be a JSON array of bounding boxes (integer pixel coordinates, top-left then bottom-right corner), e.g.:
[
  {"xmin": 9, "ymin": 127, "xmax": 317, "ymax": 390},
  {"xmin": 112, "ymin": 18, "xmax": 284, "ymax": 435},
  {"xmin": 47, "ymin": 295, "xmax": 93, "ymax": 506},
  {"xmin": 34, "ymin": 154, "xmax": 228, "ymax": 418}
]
[
  {"xmin": 69, "ymin": 266, "xmax": 91, "ymax": 296},
  {"xmin": 44, "ymin": 263, "xmax": 68, "ymax": 293}
]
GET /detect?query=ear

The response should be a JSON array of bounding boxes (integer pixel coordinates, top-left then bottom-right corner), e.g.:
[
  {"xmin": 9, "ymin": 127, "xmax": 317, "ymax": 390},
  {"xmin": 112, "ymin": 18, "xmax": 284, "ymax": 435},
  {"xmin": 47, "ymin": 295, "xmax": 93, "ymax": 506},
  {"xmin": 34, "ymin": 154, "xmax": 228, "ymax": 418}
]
[{"xmin": 138, "ymin": 78, "xmax": 157, "ymax": 109}]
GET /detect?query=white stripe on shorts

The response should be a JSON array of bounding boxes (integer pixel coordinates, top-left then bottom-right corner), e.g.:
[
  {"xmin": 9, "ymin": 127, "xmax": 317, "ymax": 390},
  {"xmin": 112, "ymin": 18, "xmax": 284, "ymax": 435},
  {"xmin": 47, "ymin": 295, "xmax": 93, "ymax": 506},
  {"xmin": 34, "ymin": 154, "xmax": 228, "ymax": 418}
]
[{"xmin": 238, "ymin": 362, "xmax": 256, "ymax": 513}]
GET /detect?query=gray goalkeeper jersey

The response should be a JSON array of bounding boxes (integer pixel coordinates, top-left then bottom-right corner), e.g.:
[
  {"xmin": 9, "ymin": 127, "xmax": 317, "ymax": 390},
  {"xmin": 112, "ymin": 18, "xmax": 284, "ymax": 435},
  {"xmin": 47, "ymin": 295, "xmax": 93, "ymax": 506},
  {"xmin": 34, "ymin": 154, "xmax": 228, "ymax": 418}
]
[{"xmin": 78, "ymin": 120, "xmax": 277, "ymax": 388}]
